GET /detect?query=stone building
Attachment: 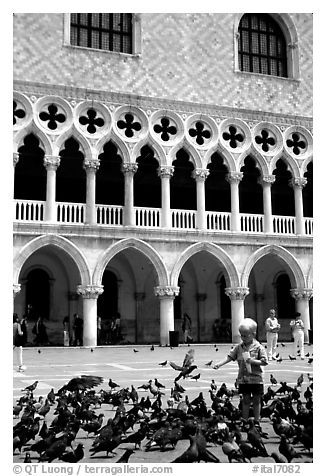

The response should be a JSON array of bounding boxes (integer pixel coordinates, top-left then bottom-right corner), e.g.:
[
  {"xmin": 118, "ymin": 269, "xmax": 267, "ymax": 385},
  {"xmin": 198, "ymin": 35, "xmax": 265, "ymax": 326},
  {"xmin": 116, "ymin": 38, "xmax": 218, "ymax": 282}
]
[{"xmin": 13, "ymin": 13, "xmax": 313, "ymax": 346}]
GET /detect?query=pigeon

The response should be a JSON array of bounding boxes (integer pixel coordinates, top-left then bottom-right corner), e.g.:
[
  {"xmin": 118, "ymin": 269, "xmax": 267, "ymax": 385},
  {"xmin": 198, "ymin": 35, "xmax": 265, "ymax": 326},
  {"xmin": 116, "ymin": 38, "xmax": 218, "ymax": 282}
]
[
  {"xmin": 150, "ymin": 344, "xmax": 155, "ymax": 351},
  {"xmin": 174, "ymin": 381, "xmax": 186, "ymax": 393},
  {"xmin": 47, "ymin": 389, "xmax": 56, "ymax": 404},
  {"xmin": 59, "ymin": 443, "xmax": 84, "ymax": 463},
  {"xmin": 158, "ymin": 360, "xmax": 167, "ymax": 366},
  {"xmin": 276, "ymin": 357, "xmax": 283, "ymax": 363},
  {"xmin": 211, "ymin": 380, "xmax": 217, "ymax": 392},
  {"xmin": 154, "ymin": 378, "xmax": 165, "ymax": 389},
  {"xmin": 38, "ymin": 349, "xmax": 41, "ymax": 354},
  {"xmin": 58, "ymin": 375, "xmax": 103, "ymax": 393},
  {"xmin": 270, "ymin": 374, "xmax": 278, "ymax": 385},
  {"xmin": 305, "ymin": 352, "xmax": 310, "ymax": 357},
  {"xmin": 190, "ymin": 373, "xmax": 200, "ymax": 381},
  {"xmin": 137, "ymin": 380, "xmax": 152, "ymax": 390},
  {"xmin": 280, "ymin": 343, "xmax": 286, "ymax": 347},
  {"xmin": 308, "ymin": 357, "xmax": 313, "ymax": 364},
  {"xmin": 174, "ymin": 365, "xmax": 198, "ymax": 382},
  {"xmin": 22, "ymin": 381, "xmax": 39, "ymax": 393},
  {"xmin": 90, "ymin": 348, "xmax": 94, "ymax": 353},
  {"xmin": 271, "ymin": 452, "xmax": 288, "ymax": 463},
  {"xmin": 108, "ymin": 379, "xmax": 120, "ymax": 390},
  {"xmin": 246, "ymin": 418, "xmax": 269, "ymax": 457},
  {"xmin": 133, "ymin": 349, "xmax": 139, "ymax": 353},
  {"xmin": 24, "ymin": 452, "xmax": 32, "ymax": 463},
  {"xmin": 289, "ymin": 355, "xmax": 296, "ymax": 361},
  {"xmin": 205, "ymin": 360, "xmax": 213, "ymax": 366},
  {"xmin": 279, "ymin": 435, "xmax": 302, "ymax": 462},
  {"xmin": 238, "ymin": 441, "xmax": 260, "ymax": 462},
  {"xmin": 297, "ymin": 374, "xmax": 304, "ymax": 387},
  {"xmin": 307, "ymin": 373, "xmax": 313, "ymax": 382},
  {"xmin": 216, "ymin": 348, "xmax": 219, "ymax": 352}
]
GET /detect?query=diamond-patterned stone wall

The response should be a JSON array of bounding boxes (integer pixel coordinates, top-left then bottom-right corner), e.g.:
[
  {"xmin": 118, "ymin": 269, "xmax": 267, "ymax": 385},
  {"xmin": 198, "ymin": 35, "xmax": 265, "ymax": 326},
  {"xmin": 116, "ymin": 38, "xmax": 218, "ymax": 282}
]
[{"xmin": 13, "ymin": 13, "xmax": 312, "ymax": 117}]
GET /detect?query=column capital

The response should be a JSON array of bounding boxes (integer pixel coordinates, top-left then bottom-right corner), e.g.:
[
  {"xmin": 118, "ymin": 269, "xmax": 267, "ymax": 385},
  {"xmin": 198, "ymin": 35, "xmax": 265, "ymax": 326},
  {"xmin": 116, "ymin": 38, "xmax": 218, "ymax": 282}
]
[
  {"xmin": 226, "ymin": 172, "xmax": 243, "ymax": 184},
  {"xmin": 154, "ymin": 285, "xmax": 180, "ymax": 298},
  {"xmin": 121, "ymin": 163, "xmax": 138, "ymax": 175},
  {"xmin": 44, "ymin": 155, "xmax": 61, "ymax": 170},
  {"xmin": 290, "ymin": 288, "xmax": 313, "ymax": 300},
  {"xmin": 289, "ymin": 177, "xmax": 307, "ymax": 189},
  {"xmin": 157, "ymin": 165, "xmax": 174, "ymax": 178},
  {"xmin": 225, "ymin": 287, "xmax": 250, "ymax": 300},
  {"xmin": 192, "ymin": 168, "xmax": 210, "ymax": 181},
  {"xmin": 13, "ymin": 283, "xmax": 21, "ymax": 297},
  {"xmin": 13, "ymin": 152, "xmax": 20, "ymax": 167},
  {"xmin": 261, "ymin": 174, "xmax": 276, "ymax": 185},
  {"xmin": 77, "ymin": 285, "xmax": 104, "ymax": 299},
  {"xmin": 83, "ymin": 158, "xmax": 100, "ymax": 172}
]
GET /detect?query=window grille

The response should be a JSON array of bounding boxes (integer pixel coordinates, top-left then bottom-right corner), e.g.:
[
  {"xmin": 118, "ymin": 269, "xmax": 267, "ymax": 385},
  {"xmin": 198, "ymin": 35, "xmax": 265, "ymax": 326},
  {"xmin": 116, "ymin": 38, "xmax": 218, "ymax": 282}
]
[
  {"xmin": 70, "ymin": 13, "xmax": 133, "ymax": 54},
  {"xmin": 238, "ymin": 14, "xmax": 287, "ymax": 78}
]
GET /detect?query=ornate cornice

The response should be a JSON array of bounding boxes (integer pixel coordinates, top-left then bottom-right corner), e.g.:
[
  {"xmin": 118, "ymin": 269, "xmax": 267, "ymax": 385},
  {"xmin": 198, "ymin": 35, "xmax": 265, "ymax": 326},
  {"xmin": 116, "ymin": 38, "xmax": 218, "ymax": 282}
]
[
  {"xmin": 77, "ymin": 285, "xmax": 104, "ymax": 299},
  {"xmin": 225, "ymin": 287, "xmax": 250, "ymax": 300},
  {"xmin": 154, "ymin": 286, "xmax": 180, "ymax": 298},
  {"xmin": 290, "ymin": 288, "xmax": 313, "ymax": 300}
]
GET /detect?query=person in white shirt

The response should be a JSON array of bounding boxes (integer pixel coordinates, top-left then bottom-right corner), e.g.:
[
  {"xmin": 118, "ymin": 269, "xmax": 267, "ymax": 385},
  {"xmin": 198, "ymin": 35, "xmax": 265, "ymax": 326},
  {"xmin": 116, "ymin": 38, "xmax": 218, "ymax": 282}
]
[
  {"xmin": 265, "ymin": 309, "xmax": 280, "ymax": 361},
  {"xmin": 289, "ymin": 312, "xmax": 305, "ymax": 359}
]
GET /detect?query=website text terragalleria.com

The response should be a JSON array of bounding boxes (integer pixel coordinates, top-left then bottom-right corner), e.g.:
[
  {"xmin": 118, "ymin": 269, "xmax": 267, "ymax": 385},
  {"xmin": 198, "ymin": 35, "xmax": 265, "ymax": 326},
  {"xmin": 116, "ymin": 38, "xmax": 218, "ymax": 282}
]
[{"xmin": 13, "ymin": 464, "xmax": 173, "ymax": 475}]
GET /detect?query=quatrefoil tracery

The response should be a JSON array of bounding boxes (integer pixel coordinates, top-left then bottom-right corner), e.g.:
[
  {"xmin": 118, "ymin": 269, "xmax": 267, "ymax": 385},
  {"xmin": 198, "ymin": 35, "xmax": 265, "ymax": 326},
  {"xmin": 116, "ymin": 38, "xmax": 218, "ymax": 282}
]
[
  {"xmin": 79, "ymin": 108, "xmax": 105, "ymax": 134},
  {"xmin": 222, "ymin": 125, "xmax": 244, "ymax": 149},
  {"xmin": 117, "ymin": 113, "xmax": 142, "ymax": 138},
  {"xmin": 189, "ymin": 121, "xmax": 211, "ymax": 145},
  {"xmin": 13, "ymin": 101, "xmax": 26, "ymax": 125},
  {"xmin": 255, "ymin": 129, "xmax": 276, "ymax": 152},
  {"xmin": 286, "ymin": 133, "xmax": 306, "ymax": 155},
  {"xmin": 153, "ymin": 117, "xmax": 177, "ymax": 141},
  {"xmin": 39, "ymin": 104, "xmax": 66, "ymax": 130}
]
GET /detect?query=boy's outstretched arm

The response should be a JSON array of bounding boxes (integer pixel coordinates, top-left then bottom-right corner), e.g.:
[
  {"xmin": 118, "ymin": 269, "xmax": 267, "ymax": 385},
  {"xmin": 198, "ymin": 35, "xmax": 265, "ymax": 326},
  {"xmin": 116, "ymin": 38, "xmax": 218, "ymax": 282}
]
[{"xmin": 213, "ymin": 355, "xmax": 233, "ymax": 369}]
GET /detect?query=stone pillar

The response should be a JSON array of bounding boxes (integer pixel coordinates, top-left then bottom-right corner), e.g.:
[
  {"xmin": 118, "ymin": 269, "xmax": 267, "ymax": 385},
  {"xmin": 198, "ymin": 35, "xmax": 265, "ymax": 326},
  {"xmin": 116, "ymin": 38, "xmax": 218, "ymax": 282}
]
[
  {"xmin": 154, "ymin": 286, "xmax": 180, "ymax": 346},
  {"xmin": 196, "ymin": 293, "xmax": 207, "ymax": 342},
  {"xmin": 121, "ymin": 163, "xmax": 138, "ymax": 226},
  {"xmin": 225, "ymin": 287, "xmax": 250, "ymax": 343},
  {"xmin": 226, "ymin": 172, "xmax": 243, "ymax": 232},
  {"xmin": 13, "ymin": 283, "xmax": 21, "ymax": 300},
  {"xmin": 192, "ymin": 168, "xmax": 209, "ymax": 230},
  {"xmin": 290, "ymin": 178, "xmax": 307, "ymax": 236},
  {"xmin": 77, "ymin": 285, "xmax": 104, "ymax": 346},
  {"xmin": 157, "ymin": 166, "xmax": 174, "ymax": 228},
  {"xmin": 43, "ymin": 155, "xmax": 60, "ymax": 222},
  {"xmin": 134, "ymin": 292, "xmax": 146, "ymax": 343},
  {"xmin": 260, "ymin": 175, "xmax": 275, "ymax": 234},
  {"xmin": 290, "ymin": 288, "xmax": 313, "ymax": 343},
  {"xmin": 84, "ymin": 158, "xmax": 100, "ymax": 225}
]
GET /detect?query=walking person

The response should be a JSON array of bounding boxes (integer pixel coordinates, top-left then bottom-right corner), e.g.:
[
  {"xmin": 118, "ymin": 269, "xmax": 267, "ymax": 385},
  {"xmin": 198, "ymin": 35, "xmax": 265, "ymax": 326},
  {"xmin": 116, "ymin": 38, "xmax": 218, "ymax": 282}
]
[
  {"xmin": 73, "ymin": 313, "xmax": 83, "ymax": 346},
  {"xmin": 182, "ymin": 313, "xmax": 193, "ymax": 344},
  {"xmin": 97, "ymin": 315, "xmax": 102, "ymax": 345},
  {"xmin": 214, "ymin": 318, "xmax": 268, "ymax": 426},
  {"xmin": 13, "ymin": 314, "xmax": 25, "ymax": 372},
  {"xmin": 290, "ymin": 312, "xmax": 305, "ymax": 359},
  {"xmin": 265, "ymin": 308, "xmax": 280, "ymax": 361}
]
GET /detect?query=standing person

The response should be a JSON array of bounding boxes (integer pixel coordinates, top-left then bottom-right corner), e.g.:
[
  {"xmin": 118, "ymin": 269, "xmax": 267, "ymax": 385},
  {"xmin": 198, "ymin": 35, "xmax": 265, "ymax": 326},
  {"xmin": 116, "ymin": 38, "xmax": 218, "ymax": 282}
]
[
  {"xmin": 97, "ymin": 315, "xmax": 102, "ymax": 345},
  {"xmin": 73, "ymin": 313, "xmax": 83, "ymax": 346},
  {"xmin": 182, "ymin": 313, "xmax": 193, "ymax": 344},
  {"xmin": 289, "ymin": 312, "xmax": 305, "ymax": 359},
  {"xmin": 20, "ymin": 314, "xmax": 28, "ymax": 346},
  {"xmin": 13, "ymin": 314, "xmax": 25, "ymax": 372},
  {"xmin": 63, "ymin": 316, "xmax": 70, "ymax": 347},
  {"xmin": 265, "ymin": 308, "xmax": 281, "ymax": 361},
  {"xmin": 213, "ymin": 318, "xmax": 268, "ymax": 426},
  {"xmin": 34, "ymin": 316, "xmax": 49, "ymax": 345}
]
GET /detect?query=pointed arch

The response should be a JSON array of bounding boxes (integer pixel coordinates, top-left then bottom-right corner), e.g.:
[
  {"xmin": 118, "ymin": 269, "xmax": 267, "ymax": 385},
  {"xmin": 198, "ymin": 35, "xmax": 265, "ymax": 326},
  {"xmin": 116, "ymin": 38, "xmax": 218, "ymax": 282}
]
[
  {"xmin": 170, "ymin": 242, "xmax": 240, "ymax": 288},
  {"xmin": 93, "ymin": 238, "xmax": 169, "ymax": 287},
  {"xmin": 270, "ymin": 149, "xmax": 300, "ymax": 177},
  {"xmin": 53, "ymin": 125, "xmax": 92, "ymax": 157},
  {"xmin": 301, "ymin": 155, "xmax": 313, "ymax": 176},
  {"xmin": 97, "ymin": 130, "xmax": 131, "ymax": 163},
  {"xmin": 13, "ymin": 234, "xmax": 91, "ymax": 285},
  {"xmin": 238, "ymin": 144, "xmax": 269, "ymax": 176},
  {"xmin": 131, "ymin": 136, "xmax": 167, "ymax": 166},
  {"xmin": 206, "ymin": 142, "xmax": 237, "ymax": 173},
  {"xmin": 168, "ymin": 140, "xmax": 203, "ymax": 169},
  {"xmin": 14, "ymin": 122, "xmax": 53, "ymax": 156},
  {"xmin": 241, "ymin": 244, "xmax": 305, "ymax": 289}
]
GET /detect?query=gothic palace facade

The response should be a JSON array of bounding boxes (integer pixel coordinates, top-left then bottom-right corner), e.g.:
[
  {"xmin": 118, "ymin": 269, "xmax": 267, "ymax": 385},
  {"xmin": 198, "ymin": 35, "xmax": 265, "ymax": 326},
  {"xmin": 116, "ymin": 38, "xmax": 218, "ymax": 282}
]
[{"xmin": 13, "ymin": 13, "xmax": 313, "ymax": 346}]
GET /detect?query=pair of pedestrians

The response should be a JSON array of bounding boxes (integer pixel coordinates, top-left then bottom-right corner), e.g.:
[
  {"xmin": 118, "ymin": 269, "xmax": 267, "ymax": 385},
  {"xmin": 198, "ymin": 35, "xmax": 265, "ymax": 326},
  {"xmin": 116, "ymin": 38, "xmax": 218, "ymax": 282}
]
[{"xmin": 265, "ymin": 309, "xmax": 305, "ymax": 360}]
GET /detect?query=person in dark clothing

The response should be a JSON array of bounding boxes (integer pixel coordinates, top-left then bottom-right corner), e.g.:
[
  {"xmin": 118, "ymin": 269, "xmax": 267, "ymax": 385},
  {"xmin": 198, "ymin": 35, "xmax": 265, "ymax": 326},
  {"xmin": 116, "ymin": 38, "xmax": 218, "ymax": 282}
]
[
  {"xmin": 73, "ymin": 313, "xmax": 83, "ymax": 346},
  {"xmin": 33, "ymin": 316, "xmax": 49, "ymax": 345},
  {"xmin": 20, "ymin": 314, "xmax": 28, "ymax": 346}
]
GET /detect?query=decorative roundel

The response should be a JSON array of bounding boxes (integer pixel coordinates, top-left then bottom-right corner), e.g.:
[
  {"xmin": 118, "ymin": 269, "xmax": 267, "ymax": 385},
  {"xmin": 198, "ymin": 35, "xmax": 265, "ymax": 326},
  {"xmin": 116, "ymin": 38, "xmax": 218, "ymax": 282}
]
[
  {"xmin": 13, "ymin": 93, "xmax": 33, "ymax": 130},
  {"xmin": 35, "ymin": 96, "xmax": 73, "ymax": 134},
  {"xmin": 113, "ymin": 105, "xmax": 148, "ymax": 141},
  {"xmin": 252, "ymin": 122, "xmax": 283, "ymax": 156},
  {"xmin": 284, "ymin": 126, "xmax": 312, "ymax": 158},
  {"xmin": 150, "ymin": 110, "xmax": 184, "ymax": 145},
  {"xmin": 185, "ymin": 114, "xmax": 218, "ymax": 148},
  {"xmin": 220, "ymin": 118, "xmax": 251, "ymax": 152},
  {"xmin": 74, "ymin": 101, "xmax": 111, "ymax": 137}
]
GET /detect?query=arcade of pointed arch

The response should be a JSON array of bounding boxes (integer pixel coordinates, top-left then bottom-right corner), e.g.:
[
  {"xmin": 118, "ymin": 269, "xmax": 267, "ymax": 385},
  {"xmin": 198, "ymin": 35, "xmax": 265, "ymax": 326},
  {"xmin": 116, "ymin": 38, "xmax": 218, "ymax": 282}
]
[{"xmin": 13, "ymin": 92, "xmax": 312, "ymax": 178}]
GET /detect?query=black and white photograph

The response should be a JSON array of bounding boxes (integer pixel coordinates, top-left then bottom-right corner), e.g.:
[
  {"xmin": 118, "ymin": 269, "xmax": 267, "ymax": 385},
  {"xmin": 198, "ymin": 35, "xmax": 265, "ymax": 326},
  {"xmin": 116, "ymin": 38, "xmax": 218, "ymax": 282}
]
[{"xmin": 9, "ymin": 4, "xmax": 317, "ymax": 473}]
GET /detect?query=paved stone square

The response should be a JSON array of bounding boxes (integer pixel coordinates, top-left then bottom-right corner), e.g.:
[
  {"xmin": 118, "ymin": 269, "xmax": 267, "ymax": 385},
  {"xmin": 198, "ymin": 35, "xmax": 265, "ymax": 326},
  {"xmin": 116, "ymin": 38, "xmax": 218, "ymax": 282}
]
[{"xmin": 13, "ymin": 343, "xmax": 313, "ymax": 465}]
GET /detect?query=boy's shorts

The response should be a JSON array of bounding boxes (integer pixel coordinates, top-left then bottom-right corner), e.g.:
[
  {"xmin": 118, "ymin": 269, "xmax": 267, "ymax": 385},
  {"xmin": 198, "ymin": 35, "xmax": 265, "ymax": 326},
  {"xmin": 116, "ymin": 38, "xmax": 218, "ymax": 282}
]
[{"xmin": 238, "ymin": 383, "xmax": 264, "ymax": 396}]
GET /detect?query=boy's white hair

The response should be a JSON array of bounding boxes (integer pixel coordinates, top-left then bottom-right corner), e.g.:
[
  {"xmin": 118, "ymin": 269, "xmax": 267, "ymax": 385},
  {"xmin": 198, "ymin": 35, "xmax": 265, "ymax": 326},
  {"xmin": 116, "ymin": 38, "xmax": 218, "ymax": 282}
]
[{"xmin": 239, "ymin": 318, "xmax": 257, "ymax": 334}]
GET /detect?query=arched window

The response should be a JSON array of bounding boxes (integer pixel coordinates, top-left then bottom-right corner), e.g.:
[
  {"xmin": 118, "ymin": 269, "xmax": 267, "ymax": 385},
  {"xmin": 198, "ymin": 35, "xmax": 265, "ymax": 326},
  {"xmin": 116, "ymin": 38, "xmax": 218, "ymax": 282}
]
[
  {"xmin": 70, "ymin": 13, "xmax": 133, "ymax": 54},
  {"xmin": 238, "ymin": 14, "xmax": 287, "ymax": 77}
]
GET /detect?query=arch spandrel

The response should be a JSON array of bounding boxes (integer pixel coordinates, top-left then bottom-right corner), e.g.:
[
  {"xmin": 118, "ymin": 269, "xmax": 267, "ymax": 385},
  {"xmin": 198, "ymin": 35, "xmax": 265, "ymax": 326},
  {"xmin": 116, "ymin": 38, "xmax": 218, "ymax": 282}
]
[
  {"xmin": 241, "ymin": 244, "xmax": 305, "ymax": 289},
  {"xmin": 170, "ymin": 242, "xmax": 240, "ymax": 288},
  {"xmin": 13, "ymin": 234, "xmax": 91, "ymax": 285},
  {"xmin": 53, "ymin": 125, "xmax": 92, "ymax": 158},
  {"xmin": 93, "ymin": 238, "xmax": 169, "ymax": 287},
  {"xmin": 14, "ymin": 123, "xmax": 53, "ymax": 156}
]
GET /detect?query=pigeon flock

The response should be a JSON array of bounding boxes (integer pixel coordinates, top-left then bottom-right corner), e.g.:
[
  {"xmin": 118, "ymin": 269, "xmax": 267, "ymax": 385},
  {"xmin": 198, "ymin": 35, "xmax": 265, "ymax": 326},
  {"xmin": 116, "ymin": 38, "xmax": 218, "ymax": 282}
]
[{"xmin": 13, "ymin": 348, "xmax": 313, "ymax": 463}]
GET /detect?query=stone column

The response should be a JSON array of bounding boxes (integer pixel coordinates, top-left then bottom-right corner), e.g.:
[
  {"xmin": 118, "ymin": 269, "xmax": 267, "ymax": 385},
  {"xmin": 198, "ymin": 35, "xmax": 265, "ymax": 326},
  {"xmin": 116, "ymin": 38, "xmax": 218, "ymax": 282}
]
[
  {"xmin": 225, "ymin": 287, "xmax": 250, "ymax": 342},
  {"xmin": 290, "ymin": 178, "xmax": 307, "ymax": 236},
  {"xmin": 43, "ymin": 155, "xmax": 61, "ymax": 222},
  {"xmin": 260, "ymin": 175, "xmax": 275, "ymax": 234},
  {"xmin": 77, "ymin": 285, "xmax": 104, "ymax": 346},
  {"xmin": 121, "ymin": 163, "xmax": 138, "ymax": 226},
  {"xmin": 226, "ymin": 172, "xmax": 243, "ymax": 232},
  {"xmin": 134, "ymin": 292, "xmax": 146, "ymax": 343},
  {"xmin": 154, "ymin": 286, "xmax": 180, "ymax": 346},
  {"xmin": 196, "ymin": 293, "xmax": 207, "ymax": 342},
  {"xmin": 192, "ymin": 168, "xmax": 209, "ymax": 230},
  {"xmin": 84, "ymin": 158, "xmax": 100, "ymax": 225},
  {"xmin": 290, "ymin": 288, "xmax": 313, "ymax": 343},
  {"xmin": 157, "ymin": 166, "xmax": 174, "ymax": 228}
]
